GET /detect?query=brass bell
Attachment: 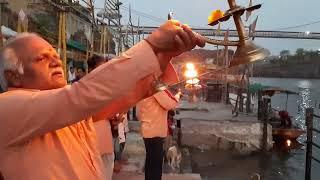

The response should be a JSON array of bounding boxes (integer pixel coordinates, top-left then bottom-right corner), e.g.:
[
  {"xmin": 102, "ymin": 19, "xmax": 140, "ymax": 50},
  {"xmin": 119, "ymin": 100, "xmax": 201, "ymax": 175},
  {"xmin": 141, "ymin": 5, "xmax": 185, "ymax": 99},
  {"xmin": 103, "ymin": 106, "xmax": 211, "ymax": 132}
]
[
  {"xmin": 155, "ymin": 81, "xmax": 168, "ymax": 92},
  {"xmin": 153, "ymin": 75, "xmax": 168, "ymax": 92},
  {"xmin": 229, "ymin": 40, "xmax": 270, "ymax": 67}
]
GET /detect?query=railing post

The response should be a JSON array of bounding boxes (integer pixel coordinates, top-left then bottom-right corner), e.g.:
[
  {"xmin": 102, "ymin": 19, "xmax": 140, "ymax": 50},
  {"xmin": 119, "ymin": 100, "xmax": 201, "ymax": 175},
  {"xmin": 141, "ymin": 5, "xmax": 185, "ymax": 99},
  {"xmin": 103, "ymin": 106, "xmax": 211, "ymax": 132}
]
[
  {"xmin": 258, "ymin": 90, "xmax": 263, "ymax": 120},
  {"xmin": 246, "ymin": 90, "xmax": 251, "ymax": 113},
  {"xmin": 226, "ymin": 83, "xmax": 230, "ymax": 104},
  {"xmin": 239, "ymin": 88, "xmax": 244, "ymax": 112},
  {"xmin": 305, "ymin": 108, "xmax": 314, "ymax": 180},
  {"xmin": 262, "ymin": 98, "xmax": 269, "ymax": 152}
]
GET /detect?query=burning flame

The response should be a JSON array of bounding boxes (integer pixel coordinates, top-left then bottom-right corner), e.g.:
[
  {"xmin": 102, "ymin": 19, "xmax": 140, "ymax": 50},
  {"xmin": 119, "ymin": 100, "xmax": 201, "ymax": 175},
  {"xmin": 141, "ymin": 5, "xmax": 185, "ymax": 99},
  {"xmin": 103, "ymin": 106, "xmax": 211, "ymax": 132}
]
[
  {"xmin": 186, "ymin": 78, "xmax": 200, "ymax": 85},
  {"xmin": 208, "ymin": 10, "xmax": 224, "ymax": 24},
  {"xmin": 184, "ymin": 63, "xmax": 198, "ymax": 79},
  {"xmin": 184, "ymin": 63, "xmax": 201, "ymax": 87},
  {"xmin": 286, "ymin": 139, "xmax": 291, "ymax": 147}
]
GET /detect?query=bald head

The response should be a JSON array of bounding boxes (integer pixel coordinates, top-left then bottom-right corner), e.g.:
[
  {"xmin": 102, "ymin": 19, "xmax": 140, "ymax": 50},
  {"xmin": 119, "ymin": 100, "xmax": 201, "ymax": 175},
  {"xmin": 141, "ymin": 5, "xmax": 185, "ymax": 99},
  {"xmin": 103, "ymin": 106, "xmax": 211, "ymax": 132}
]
[
  {"xmin": 4, "ymin": 33, "xmax": 52, "ymax": 65},
  {"xmin": 0, "ymin": 33, "xmax": 66, "ymax": 90}
]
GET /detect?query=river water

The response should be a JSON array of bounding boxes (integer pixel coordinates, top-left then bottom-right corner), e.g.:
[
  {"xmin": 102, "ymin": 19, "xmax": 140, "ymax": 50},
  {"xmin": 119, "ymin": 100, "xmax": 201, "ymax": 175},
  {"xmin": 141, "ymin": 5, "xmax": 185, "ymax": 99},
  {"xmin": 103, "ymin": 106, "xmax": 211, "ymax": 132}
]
[
  {"xmin": 250, "ymin": 77, "xmax": 320, "ymax": 180},
  {"xmin": 189, "ymin": 78, "xmax": 320, "ymax": 180}
]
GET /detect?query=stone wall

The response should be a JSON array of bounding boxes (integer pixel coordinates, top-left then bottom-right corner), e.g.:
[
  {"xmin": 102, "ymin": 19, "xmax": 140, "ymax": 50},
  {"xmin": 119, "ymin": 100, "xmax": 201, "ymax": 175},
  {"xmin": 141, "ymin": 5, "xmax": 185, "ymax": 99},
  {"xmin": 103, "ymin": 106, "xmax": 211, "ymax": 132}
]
[{"xmin": 180, "ymin": 119, "xmax": 273, "ymax": 154}]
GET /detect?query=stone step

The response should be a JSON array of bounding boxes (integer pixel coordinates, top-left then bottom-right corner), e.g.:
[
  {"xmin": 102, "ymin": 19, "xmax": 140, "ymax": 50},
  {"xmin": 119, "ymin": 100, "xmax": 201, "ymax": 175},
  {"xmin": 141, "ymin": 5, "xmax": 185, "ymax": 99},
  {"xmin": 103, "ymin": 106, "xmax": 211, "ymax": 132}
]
[{"xmin": 113, "ymin": 172, "xmax": 201, "ymax": 180}]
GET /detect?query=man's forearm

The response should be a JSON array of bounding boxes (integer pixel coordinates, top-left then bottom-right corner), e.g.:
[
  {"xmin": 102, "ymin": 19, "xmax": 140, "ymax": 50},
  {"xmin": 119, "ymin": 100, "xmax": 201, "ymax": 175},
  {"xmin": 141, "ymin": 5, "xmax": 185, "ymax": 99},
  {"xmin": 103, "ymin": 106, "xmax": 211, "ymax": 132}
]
[{"xmin": 0, "ymin": 41, "xmax": 162, "ymax": 147}]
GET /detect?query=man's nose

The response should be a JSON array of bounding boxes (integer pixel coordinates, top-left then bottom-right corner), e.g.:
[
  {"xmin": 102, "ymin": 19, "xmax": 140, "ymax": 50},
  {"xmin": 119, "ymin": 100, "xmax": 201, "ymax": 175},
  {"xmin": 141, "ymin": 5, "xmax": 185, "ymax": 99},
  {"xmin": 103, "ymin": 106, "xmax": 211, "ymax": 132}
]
[{"xmin": 50, "ymin": 56, "xmax": 62, "ymax": 67}]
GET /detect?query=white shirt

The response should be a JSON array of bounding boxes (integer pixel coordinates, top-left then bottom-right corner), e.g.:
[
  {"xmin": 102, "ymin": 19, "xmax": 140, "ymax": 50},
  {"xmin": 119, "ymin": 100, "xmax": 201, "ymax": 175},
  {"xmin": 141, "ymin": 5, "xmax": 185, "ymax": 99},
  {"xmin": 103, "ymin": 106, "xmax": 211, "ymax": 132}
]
[
  {"xmin": 68, "ymin": 71, "xmax": 76, "ymax": 82},
  {"xmin": 118, "ymin": 113, "xmax": 128, "ymax": 143}
]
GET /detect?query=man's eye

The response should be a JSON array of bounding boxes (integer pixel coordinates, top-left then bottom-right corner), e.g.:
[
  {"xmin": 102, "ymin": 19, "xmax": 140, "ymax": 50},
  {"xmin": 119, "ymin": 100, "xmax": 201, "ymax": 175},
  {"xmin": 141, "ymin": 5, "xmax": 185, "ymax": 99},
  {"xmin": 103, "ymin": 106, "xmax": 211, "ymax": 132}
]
[{"xmin": 36, "ymin": 57, "xmax": 45, "ymax": 62}]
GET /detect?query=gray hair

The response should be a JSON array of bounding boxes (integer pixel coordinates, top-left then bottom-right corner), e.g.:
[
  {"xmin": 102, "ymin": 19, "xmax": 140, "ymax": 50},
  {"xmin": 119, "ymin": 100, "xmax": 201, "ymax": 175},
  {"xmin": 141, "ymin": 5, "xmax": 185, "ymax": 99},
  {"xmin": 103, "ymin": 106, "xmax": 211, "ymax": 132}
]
[{"xmin": 0, "ymin": 33, "xmax": 38, "ymax": 91}]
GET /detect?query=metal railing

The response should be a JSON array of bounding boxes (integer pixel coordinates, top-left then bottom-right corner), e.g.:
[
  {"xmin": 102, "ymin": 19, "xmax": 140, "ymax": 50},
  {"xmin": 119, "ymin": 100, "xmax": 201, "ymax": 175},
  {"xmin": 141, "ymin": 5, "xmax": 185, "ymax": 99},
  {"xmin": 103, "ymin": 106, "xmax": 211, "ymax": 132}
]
[
  {"xmin": 227, "ymin": 83, "xmax": 252, "ymax": 114},
  {"xmin": 115, "ymin": 25, "xmax": 320, "ymax": 40},
  {"xmin": 305, "ymin": 108, "xmax": 320, "ymax": 180}
]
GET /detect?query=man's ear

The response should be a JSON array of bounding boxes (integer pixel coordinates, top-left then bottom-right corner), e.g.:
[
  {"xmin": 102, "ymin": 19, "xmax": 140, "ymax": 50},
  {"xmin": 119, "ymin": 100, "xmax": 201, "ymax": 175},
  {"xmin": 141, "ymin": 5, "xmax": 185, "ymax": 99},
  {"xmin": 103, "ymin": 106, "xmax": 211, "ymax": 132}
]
[{"xmin": 4, "ymin": 70, "xmax": 22, "ymax": 88}]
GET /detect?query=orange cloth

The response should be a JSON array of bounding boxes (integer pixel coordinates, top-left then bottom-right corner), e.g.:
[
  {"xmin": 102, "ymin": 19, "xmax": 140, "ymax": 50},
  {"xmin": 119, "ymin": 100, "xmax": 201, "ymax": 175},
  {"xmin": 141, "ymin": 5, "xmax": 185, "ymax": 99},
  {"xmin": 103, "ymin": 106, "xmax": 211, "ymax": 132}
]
[
  {"xmin": 92, "ymin": 63, "xmax": 178, "ymax": 156},
  {"xmin": 93, "ymin": 120, "xmax": 113, "ymax": 155},
  {"xmin": 0, "ymin": 41, "xmax": 164, "ymax": 180},
  {"xmin": 137, "ymin": 90, "xmax": 179, "ymax": 138}
]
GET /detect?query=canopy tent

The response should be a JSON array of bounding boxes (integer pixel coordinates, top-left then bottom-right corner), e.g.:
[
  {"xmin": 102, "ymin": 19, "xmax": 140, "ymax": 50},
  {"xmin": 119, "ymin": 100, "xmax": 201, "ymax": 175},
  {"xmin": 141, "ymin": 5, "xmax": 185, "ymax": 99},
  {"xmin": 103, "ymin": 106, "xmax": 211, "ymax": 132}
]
[
  {"xmin": 249, "ymin": 83, "xmax": 268, "ymax": 93},
  {"xmin": 67, "ymin": 39, "xmax": 87, "ymax": 52},
  {"xmin": 1, "ymin": 25, "xmax": 17, "ymax": 39}
]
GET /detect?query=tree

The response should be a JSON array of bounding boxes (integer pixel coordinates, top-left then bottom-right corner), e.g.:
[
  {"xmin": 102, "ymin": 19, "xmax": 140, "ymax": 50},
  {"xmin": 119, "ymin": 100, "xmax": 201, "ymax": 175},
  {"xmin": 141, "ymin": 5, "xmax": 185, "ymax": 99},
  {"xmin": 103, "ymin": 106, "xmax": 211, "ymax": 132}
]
[
  {"xmin": 296, "ymin": 48, "xmax": 305, "ymax": 57},
  {"xmin": 280, "ymin": 50, "xmax": 290, "ymax": 60},
  {"xmin": 305, "ymin": 50, "xmax": 318, "ymax": 57},
  {"xmin": 280, "ymin": 50, "xmax": 290, "ymax": 57}
]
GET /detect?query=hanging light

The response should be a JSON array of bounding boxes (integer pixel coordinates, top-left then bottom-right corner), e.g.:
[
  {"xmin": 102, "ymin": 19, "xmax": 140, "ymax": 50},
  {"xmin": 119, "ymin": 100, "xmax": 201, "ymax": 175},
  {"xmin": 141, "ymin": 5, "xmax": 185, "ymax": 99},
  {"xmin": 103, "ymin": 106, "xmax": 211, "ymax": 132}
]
[{"xmin": 286, "ymin": 139, "xmax": 292, "ymax": 147}]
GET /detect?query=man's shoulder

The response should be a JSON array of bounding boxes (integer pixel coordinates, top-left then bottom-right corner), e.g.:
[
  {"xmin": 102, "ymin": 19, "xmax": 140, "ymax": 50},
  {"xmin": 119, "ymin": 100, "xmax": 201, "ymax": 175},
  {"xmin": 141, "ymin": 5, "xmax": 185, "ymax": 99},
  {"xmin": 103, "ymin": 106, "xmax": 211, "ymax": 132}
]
[{"xmin": 1, "ymin": 88, "xmax": 38, "ymax": 96}]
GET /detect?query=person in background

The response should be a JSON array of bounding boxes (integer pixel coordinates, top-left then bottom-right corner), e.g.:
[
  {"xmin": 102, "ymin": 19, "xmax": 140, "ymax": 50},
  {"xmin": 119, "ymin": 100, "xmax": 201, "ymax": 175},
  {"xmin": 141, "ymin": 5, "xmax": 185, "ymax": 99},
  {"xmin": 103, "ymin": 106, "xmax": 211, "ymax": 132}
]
[
  {"xmin": 164, "ymin": 109, "xmax": 176, "ymax": 158},
  {"xmin": 137, "ymin": 86, "xmax": 181, "ymax": 180},
  {"xmin": 112, "ymin": 112, "xmax": 129, "ymax": 172},
  {"xmin": 110, "ymin": 114, "xmax": 121, "ymax": 173},
  {"xmin": 0, "ymin": 20, "xmax": 205, "ymax": 180},
  {"xmin": 116, "ymin": 112, "xmax": 129, "ymax": 163},
  {"xmin": 68, "ymin": 66, "xmax": 76, "ymax": 83},
  {"xmin": 87, "ymin": 55, "xmax": 109, "ymax": 72},
  {"xmin": 71, "ymin": 67, "xmax": 86, "ymax": 83},
  {"xmin": 279, "ymin": 110, "xmax": 292, "ymax": 128},
  {"xmin": 75, "ymin": 67, "xmax": 86, "ymax": 81},
  {"xmin": 87, "ymin": 55, "xmax": 115, "ymax": 180}
]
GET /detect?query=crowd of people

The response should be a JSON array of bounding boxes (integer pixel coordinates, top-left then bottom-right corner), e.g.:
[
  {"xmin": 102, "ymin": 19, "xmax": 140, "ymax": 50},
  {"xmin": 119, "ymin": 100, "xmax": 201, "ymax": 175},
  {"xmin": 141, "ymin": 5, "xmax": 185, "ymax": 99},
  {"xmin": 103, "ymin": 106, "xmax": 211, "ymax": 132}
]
[{"xmin": 0, "ymin": 20, "xmax": 205, "ymax": 180}]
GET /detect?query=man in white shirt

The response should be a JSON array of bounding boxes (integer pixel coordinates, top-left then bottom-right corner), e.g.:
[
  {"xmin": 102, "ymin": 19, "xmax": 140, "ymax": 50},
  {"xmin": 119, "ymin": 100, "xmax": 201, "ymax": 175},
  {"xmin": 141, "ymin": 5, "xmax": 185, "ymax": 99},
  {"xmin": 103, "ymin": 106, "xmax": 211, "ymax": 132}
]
[{"xmin": 67, "ymin": 66, "xmax": 76, "ymax": 83}]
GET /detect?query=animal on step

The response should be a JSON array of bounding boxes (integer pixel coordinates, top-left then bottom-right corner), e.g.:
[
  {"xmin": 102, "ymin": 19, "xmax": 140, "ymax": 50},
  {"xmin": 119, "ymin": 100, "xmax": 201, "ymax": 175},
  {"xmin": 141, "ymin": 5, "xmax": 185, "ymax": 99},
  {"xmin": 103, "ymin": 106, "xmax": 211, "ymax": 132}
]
[
  {"xmin": 250, "ymin": 173, "xmax": 261, "ymax": 180},
  {"xmin": 166, "ymin": 146, "xmax": 182, "ymax": 170}
]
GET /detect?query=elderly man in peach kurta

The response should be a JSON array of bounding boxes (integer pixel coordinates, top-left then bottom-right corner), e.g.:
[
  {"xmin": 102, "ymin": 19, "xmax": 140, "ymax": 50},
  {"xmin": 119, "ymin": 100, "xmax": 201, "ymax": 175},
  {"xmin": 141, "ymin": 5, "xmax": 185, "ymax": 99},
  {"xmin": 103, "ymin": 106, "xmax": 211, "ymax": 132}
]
[{"xmin": 0, "ymin": 20, "xmax": 205, "ymax": 180}]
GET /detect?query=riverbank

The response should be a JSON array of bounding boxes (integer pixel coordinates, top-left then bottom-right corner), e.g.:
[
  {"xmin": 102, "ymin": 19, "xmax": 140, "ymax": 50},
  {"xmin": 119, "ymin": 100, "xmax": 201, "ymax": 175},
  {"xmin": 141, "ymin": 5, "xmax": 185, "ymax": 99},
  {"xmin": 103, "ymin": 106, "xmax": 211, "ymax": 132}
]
[{"xmin": 252, "ymin": 56, "xmax": 320, "ymax": 79}]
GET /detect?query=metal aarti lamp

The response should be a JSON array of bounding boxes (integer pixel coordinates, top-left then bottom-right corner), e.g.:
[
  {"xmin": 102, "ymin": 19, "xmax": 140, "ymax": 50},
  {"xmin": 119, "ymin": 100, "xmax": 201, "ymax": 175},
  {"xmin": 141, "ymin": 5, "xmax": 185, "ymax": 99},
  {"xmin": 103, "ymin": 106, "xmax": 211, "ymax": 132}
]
[{"xmin": 205, "ymin": 0, "xmax": 270, "ymax": 67}]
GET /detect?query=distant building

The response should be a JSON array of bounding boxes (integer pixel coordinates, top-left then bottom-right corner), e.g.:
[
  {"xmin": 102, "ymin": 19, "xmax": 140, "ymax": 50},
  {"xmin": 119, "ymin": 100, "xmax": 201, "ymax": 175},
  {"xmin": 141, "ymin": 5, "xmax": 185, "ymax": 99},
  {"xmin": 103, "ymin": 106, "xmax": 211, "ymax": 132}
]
[{"xmin": 2, "ymin": 0, "xmax": 116, "ymax": 60}]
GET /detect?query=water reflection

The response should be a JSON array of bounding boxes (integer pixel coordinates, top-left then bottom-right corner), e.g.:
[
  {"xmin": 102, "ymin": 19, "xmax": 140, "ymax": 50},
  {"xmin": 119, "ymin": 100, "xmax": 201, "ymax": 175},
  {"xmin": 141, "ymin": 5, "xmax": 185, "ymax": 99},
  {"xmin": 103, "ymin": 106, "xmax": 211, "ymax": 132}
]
[{"xmin": 250, "ymin": 78, "xmax": 320, "ymax": 179}]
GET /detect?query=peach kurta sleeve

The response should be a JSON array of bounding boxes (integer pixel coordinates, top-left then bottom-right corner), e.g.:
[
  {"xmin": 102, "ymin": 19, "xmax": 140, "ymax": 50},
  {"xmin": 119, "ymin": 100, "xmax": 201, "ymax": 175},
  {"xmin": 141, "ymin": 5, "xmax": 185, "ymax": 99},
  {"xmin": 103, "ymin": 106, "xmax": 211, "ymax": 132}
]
[
  {"xmin": 0, "ymin": 40, "xmax": 161, "ymax": 147},
  {"xmin": 153, "ymin": 90, "xmax": 179, "ymax": 111},
  {"xmin": 93, "ymin": 63, "xmax": 179, "ymax": 121}
]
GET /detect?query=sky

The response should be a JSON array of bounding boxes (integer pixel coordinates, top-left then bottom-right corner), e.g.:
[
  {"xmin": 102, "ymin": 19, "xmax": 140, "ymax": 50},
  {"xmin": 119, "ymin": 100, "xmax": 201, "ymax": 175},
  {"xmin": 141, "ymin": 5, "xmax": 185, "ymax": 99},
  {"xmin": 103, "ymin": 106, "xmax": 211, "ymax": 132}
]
[{"xmin": 94, "ymin": 0, "xmax": 320, "ymax": 55}]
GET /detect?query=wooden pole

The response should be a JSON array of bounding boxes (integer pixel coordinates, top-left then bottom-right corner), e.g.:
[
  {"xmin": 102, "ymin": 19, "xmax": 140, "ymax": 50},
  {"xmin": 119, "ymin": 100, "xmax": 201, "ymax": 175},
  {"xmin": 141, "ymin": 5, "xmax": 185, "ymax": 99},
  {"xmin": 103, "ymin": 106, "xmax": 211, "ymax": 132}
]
[
  {"xmin": 100, "ymin": 25, "xmax": 103, "ymax": 54},
  {"xmin": 17, "ymin": 18, "xmax": 22, "ymax": 33},
  {"xmin": 246, "ymin": 90, "xmax": 252, "ymax": 113},
  {"xmin": 62, "ymin": 12, "xmax": 67, "ymax": 78},
  {"xmin": 103, "ymin": 26, "xmax": 106, "ymax": 57},
  {"xmin": 239, "ymin": 88, "xmax": 244, "ymax": 112},
  {"xmin": 58, "ymin": 12, "xmax": 62, "ymax": 53},
  {"xmin": 257, "ymin": 90, "xmax": 263, "ymax": 119},
  {"xmin": 262, "ymin": 97, "xmax": 268, "ymax": 151},
  {"xmin": 0, "ymin": 2, "xmax": 3, "ymax": 49},
  {"xmin": 305, "ymin": 108, "xmax": 313, "ymax": 180},
  {"xmin": 226, "ymin": 83, "xmax": 230, "ymax": 104}
]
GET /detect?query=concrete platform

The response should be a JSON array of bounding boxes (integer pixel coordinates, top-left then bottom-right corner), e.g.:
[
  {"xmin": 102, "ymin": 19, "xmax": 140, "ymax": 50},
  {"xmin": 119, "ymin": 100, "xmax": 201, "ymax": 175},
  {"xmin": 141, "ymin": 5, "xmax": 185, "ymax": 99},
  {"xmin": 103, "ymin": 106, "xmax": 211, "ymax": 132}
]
[
  {"xmin": 175, "ymin": 101, "xmax": 273, "ymax": 153},
  {"xmin": 112, "ymin": 132, "xmax": 201, "ymax": 179},
  {"xmin": 176, "ymin": 101, "xmax": 257, "ymax": 122}
]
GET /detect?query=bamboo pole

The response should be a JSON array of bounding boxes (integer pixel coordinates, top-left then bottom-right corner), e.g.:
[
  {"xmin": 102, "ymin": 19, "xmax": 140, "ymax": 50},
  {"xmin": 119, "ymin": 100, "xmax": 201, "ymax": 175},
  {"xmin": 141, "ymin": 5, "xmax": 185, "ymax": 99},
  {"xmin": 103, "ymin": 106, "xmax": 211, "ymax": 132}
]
[
  {"xmin": 58, "ymin": 12, "xmax": 62, "ymax": 53},
  {"xmin": 62, "ymin": 12, "xmax": 67, "ymax": 78},
  {"xmin": 0, "ymin": 2, "xmax": 3, "ymax": 49},
  {"xmin": 103, "ymin": 25, "xmax": 107, "ymax": 57},
  {"xmin": 0, "ymin": 31, "xmax": 3, "ymax": 49},
  {"xmin": 100, "ymin": 25, "xmax": 103, "ymax": 54},
  {"xmin": 17, "ymin": 18, "xmax": 22, "ymax": 33}
]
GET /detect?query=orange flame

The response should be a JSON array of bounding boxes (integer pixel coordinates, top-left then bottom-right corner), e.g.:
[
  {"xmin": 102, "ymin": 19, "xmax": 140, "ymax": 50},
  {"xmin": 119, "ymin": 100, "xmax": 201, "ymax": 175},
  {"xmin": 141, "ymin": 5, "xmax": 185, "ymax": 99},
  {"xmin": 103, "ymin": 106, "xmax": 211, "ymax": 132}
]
[
  {"xmin": 208, "ymin": 10, "xmax": 224, "ymax": 24},
  {"xmin": 184, "ymin": 63, "xmax": 200, "ymax": 85}
]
